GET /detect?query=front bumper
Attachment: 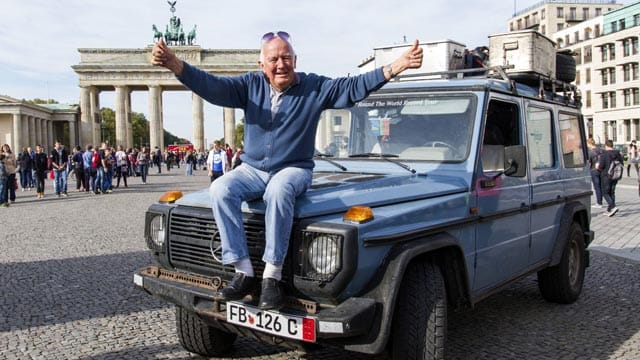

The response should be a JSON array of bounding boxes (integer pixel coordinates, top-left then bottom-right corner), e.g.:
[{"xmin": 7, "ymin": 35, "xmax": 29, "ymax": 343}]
[{"xmin": 133, "ymin": 266, "xmax": 376, "ymax": 342}]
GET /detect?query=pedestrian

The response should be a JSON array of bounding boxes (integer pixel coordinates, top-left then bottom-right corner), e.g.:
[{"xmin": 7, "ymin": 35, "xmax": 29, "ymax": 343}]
[
  {"xmin": 231, "ymin": 145, "xmax": 244, "ymax": 170},
  {"xmin": 1, "ymin": 144, "xmax": 18, "ymax": 204},
  {"xmin": 185, "ymin": 150, "xmax": 195, "ymax": 176},
  {"xmin": 50, "ymin": 141, "xmax": 69, "ymax": 197},
  {"xmin": 137, "ymin": 146, "xmax": 149, "ymax": 184},
  {"xmin": 82, "ymin": 145, "xmax": 96, "ymax": 193},
  {"xmin": 0, "ymin": 153, "xmax": 8, "ymax": 208},
  {"xmin": 18, "ymin": 147, "xmax": 33, "ymax": 191},
  {"xmin": 154, "ymin": 146, "xmax": 162, "ymax": 173},
  {"xmin": 33, "ymin": 145, "xmax": 48, "ymax": 199},
  {"xmin": 102, "ymin": 147, "xmax": 115, "ymax": 193},
  {"xmin": 152, "ymin": 31, "xmax": 423, "ymax": 309},
  {"xmin": 627, "ymin": 139, "xmax": 638, "ymax": 177},
  {"xmin": 206, "ymin": 140, "xmax": 227, "ymax": 183},
  {"xmin": 597, "ymin": 139, "xmax": 624, "ymax": 216},
  {"xmin": 115, "ymin": 145, "xmax": 128, "ymax": 188},
  {"xmin": 71, "ymin": 146, "xmax": 85, "ymax": 192},
  {"xmin": 587, "ymin": 137, "xmax": 603, "ymax": 207}
]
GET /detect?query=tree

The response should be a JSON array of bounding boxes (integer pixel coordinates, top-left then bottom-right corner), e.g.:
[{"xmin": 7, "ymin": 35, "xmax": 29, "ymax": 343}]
[
  {"xmin": 25, "ymin": 98, "xmax": 59, "ymax": 105},
  {"xmin": 99, "ymin": 107, "xmax": 182, "ymax": 149}
]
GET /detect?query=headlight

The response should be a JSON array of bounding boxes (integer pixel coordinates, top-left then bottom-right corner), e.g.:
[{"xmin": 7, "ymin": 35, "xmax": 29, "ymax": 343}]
[
  {"xmin": 146, "ymin": 214, "xmax": 166, "ymax": 251},
  {"xmin": 303, "ymin": 232, "xmax": 343, "ymax": 281}
]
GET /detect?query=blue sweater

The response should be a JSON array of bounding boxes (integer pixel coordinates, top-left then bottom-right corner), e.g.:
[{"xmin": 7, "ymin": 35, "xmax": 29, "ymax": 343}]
[{"xmin": 178, "ymin": 62, "xmax": 387, "ymax": 172}]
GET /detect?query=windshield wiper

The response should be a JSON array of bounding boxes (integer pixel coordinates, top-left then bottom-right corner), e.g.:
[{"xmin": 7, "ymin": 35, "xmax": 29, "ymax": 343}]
[
  {"xmin": 349, "ymin": 153, "xmax": 416, "ymax": 174},
  {"xmin": 314, "ymin": 153, "xmax": 347, "ymax": 171}
]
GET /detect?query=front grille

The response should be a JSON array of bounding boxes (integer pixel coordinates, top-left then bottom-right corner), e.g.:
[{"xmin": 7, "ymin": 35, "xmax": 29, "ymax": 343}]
[{"xmin": 168, "ymin": 206, "xmax": 269, "ymax": 278}]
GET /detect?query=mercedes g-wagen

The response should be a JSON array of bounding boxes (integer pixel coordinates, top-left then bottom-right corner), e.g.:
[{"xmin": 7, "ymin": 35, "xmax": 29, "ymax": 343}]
[{"xmin": 134, "ymin": 31, "xmax": 592, "ymax": 359}]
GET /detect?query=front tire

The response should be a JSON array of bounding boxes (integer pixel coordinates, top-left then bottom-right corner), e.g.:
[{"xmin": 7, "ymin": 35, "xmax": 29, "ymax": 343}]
[
  {"xmin": 537, "ymin": 222, "xmax": 586, "ymax": 304},
  {"xmin": 175, "ymin": 306, "xmax": 237, "ymax": 356},
  {"xmin": 391, "ymin": 261, "xmax": 447, "ymax": 360}
]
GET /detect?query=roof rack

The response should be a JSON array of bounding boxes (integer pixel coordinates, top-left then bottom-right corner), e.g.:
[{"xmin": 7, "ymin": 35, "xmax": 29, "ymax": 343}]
[{"xmin": 391, "ymin": 66, "xmax": 581, "ymax": 108}]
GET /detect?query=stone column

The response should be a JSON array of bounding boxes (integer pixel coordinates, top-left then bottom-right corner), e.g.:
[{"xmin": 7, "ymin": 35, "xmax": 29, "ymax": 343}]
[
  {"xmin": 115, "ymin": 85, "xmax": 128, "ymax": 148},
  {"xmin": 125, "ymin": 90, "xmax": 133, "ymax": 149},
  {"xmin": 12, "ymin": 113, "xmax": 22, "ymax": 152},
  {"xmin": 68, "ymin": 120, "xmax": 77, "ymax": 148},
  {"xmin": 223, "ymin": 107, "xmax": 235, "ymax": 147},
  {"xmin": 79, "ymin": 86, "xmax": 92, "ymax": 146},
  {"xmin": 90, "ymin": 87, "xmax": 101, "ymax": 146},
  {"xmin": 28, "ymin": 116, "xmax": 36, "ymax": 148},
  {"xmin": 192, "ymin": 93, "xmax": 204, "ymax": 151},
  {"xmin": 39, "ymin": 119, "xmax": 46, "ymax": 149},
  {"xmin": 148, "ymin": 85, "xmax": 162, "ymax": 150},
  {"xmin": 47, "ymin": 120, "xmax": 53, "ymax": 150}
]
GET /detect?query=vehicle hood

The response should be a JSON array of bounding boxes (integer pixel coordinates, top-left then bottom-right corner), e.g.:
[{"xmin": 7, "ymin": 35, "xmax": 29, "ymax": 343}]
[{"xmin": 174, "ymin": 172, "xmax": 469, "ymax": 218}]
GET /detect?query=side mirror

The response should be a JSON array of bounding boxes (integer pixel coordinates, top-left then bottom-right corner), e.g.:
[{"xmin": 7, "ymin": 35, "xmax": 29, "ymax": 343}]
[{"xmin": 503, "ymin": 145, "xmax": 527, "ymax": 177}]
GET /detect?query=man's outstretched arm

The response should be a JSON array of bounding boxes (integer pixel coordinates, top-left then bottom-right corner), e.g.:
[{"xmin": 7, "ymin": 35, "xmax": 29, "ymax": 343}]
[{"xmin": 383, "ymin": 39, "xmax": 424, "ymax": 80}]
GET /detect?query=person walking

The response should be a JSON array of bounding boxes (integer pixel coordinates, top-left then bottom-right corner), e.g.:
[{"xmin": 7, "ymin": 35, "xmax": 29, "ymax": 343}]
[
  {"xmin": 137, "ymin": 146, "xmax": 149, "ymax": 184},
  {"xmin": 1, "ymin": 144, "xmax": 17, "ymax": 204},
  {"xmin": 50, "ymin": 141, "xmax": 69, "ymax": 197},
  {"xmin": 0, "ymin": 154, "xmax": 8, "ymax": 208},
  {"xmin": 71, "ymin": 146, "xmax": 85, "ymax": 192},
  {"xmin": 597, "ymin": 139, "xmax": 624, "ymax": 216},
  {"xmin": 18, "ymin": 147, "xmax": 33, "ymax": 191},
  {"xmin": 33, "ymin": 145, "xmax": 48, "ymax": 199},
  {"xmin": 151, "ymin": 31, "xmax": 423, "ymax": 309},
  {"xmin": 206, "ymin": 140, "xmax": 227, "ymax": 183},
  {"xmin": 627, "ymin": 140, "xmax": 639, "ymax": 177},
  {"xmin": 587, "ymin": 138, "xmax": 603, "ymax": 207},
  {"xmin": 185, "ymin": 150, "xmax": 195, "ymax": 176},
  {"xmin": 115, "ymin": 145, "xmax": 128, "ymax": 188}
]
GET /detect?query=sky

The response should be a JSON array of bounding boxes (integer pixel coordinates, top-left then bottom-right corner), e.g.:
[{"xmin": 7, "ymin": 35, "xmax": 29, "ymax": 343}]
[{"xmin": 0, "ymin": 0, "xmax": 601, "ymax": 144}]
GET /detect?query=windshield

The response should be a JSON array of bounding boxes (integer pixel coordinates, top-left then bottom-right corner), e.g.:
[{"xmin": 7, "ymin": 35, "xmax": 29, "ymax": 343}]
[{"xmin": 316, "ymin": 94, "xmax": 477, "ymax": 162}]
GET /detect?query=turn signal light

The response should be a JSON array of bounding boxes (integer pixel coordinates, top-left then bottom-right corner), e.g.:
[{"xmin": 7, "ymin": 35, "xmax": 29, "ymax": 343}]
[
  {"xmin": 159, "ymin": 191, "xmax": 183, "ymax": 204},
  {"xmin": 343, "ymin": 206, "xmax": 374, "ymax": 224}
]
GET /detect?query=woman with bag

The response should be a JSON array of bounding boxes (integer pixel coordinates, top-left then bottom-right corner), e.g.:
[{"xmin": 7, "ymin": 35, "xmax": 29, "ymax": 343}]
[
  {"xmin": 115, "ymin": 145, "xmax": 128, "ymax": 188},
  {"xmin": 1, "ymin": 144, "xmax": 17, "ymax": 204},
  {"xmin": 627, "ymin": 140, "xmax": 639, "ymax": 177},
  {"xmin": 33, "ymin": 145, "xmax": 49, "ymax": 199}
]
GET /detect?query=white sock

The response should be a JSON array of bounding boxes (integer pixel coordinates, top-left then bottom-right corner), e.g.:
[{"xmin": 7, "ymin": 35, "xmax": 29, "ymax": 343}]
[
  {"xmin": 262, "ymin": 262, "xmax": 282, "ymax": 281},
  {"xmin": 233, "ymin": 258, "xmax": 254, "ymax": 277}
]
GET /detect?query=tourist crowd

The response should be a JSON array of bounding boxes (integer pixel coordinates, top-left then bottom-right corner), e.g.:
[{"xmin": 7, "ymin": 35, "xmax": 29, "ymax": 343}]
[{"xmin": 0, "ymin": 141, "xmax": 245, "ymax": 207}]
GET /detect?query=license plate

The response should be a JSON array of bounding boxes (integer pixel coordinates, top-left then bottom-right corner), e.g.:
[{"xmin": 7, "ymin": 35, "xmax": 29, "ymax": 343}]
[{"xmin": 226, "ymin": 302, "xmax": 316, "ymax": 342}]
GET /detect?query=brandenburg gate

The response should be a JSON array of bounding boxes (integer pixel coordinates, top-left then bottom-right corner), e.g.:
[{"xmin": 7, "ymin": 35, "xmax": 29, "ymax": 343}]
[{"xmin": 72, "ymin": 45, "xmax": 259, "ymax": 151}]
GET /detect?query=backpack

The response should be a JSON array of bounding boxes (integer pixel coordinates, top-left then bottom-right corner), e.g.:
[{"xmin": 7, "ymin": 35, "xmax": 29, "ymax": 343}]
[
  {"xmin": 91, "ymin": 151, "xmax": 101, "ymax": 169},
  {"xmin": 607, "ymin": 156, "xmax": 624, "ymax": 181}
]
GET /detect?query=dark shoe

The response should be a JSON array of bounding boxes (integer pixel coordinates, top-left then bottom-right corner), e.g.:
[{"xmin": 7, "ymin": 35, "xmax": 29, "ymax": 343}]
[
  {"xmin": 258, "ymin": 278, "xmax": 284, "ymax": 310},
  {"xmin": 214, "ymin": 273, "xmax": 256, "ymax": 301}
]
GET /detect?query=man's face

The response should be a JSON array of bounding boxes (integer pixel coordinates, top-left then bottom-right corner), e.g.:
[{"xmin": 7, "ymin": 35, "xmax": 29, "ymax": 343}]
[{"xmin": 259, "ymin": 37, "xmax": 296, "ymax": 92}]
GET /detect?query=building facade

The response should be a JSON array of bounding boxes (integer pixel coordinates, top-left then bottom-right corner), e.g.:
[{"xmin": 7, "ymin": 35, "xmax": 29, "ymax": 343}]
[
  {"xmin": 550, "ymin": 1, "xmax": 640, "ymax": 145},
  {"xmin": 509, "ymin": 0, "xmax": 622, "ymax": 38},
  {"xmin": 0, "ymin": 95, "xmax": 79, "ymax": 152}
]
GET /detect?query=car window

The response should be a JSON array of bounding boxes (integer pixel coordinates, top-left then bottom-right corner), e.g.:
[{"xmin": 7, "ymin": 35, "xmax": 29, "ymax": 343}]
[
  {"xmin": 316, "ymin": 95, "xmax": 477, "ymax": 162},
  {"xmin": 558, "ymin": 112, "xmax": 586, "ymax": 168},
  {"xmin": 526, "ymin": 106, "xmax": 556, "ymax": 169}
]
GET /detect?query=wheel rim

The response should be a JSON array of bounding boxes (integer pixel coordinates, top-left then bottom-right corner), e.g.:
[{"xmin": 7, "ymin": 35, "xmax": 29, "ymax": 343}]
[{"xmin": 567, "ymin": 238, "xmax": 580, "ymax": 286}]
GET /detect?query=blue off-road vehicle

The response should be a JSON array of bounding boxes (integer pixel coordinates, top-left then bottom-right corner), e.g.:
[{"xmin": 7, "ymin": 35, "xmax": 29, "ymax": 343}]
[{"xmin": 135, "ymin": 61, "xmax": 592, "ymax": 358}]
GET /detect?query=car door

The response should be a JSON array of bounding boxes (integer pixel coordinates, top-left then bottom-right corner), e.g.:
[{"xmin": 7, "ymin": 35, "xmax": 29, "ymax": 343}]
[
  {"xmin": 473, "ymin": 96, "xmax": 531, "ymax": 292},
  {"xmin": 524, "ymin": 103, "xmax": 564, "ymax": 266}
]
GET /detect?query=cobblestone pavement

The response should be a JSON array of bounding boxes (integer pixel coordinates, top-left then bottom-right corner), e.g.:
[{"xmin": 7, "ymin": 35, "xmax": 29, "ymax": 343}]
[{"xmin": 1, "ymin": 168, "xmax": 639, "ymax": 359}]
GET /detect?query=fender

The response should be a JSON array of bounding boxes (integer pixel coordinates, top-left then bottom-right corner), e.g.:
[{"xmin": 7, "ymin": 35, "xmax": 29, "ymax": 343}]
[
  {"xmin": 346, "ymin": 232, "xmax": 470, "ymax": 354},
  {"xmin": 548, "ymin": 201, "xmax": 590, "ymax": 266}
]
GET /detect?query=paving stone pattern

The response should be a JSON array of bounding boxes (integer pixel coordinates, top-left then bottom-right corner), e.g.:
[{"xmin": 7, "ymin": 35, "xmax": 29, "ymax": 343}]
[{"xmin": 1, "ymin": 169, "xmax": 639, "ymax": 359}]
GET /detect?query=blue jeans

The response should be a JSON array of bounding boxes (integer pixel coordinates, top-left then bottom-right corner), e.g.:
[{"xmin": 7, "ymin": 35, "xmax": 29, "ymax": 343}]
[
  {"xmin": 590, "ymin": 170, "xmax": 602, "ymax": 205},
  {"xmin": 0, "ymin": 177, "xmax": 7, "ymax": 205},
  {"xmin": 54, "ymin": 169, "xmax": 67, "ymax": 194},
  {"xmin": 209, "ymin": 163, "xmax": 313, "ymax": 266},
  {"xmin": 185, "ymin": 163, "xmax": 193, "ymax": 176},
  {"xmin": 20, "ymin": 169, "xmax": 32, "ymax": 189},
  {"xmin": 94, "ymin": 168, "xmax": 104, "ymax": 192},
  {"xmin": 103, "ymin": 168, "xmax": 113, "ymax": 191}
]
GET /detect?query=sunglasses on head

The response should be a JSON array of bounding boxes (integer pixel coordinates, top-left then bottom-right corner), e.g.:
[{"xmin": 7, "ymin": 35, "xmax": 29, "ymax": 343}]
[{"xmin": 261, "ymin": 31, "xmax": 291, "ymax": 43}]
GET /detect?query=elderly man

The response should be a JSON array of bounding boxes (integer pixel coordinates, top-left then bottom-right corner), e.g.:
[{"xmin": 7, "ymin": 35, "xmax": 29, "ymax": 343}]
[{"xmin": 151, "ymin": 32, "xmax": 423, "ymax": 310}]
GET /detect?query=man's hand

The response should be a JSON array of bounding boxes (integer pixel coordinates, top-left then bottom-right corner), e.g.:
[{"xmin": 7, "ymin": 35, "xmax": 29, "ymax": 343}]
[
  {"xmin": 151, "ymin": 38, "xmax": 184, "ymax": 76},
  {"xmin": 383, "ymin": 39, "xmax": 423, "ymax": 80}
]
